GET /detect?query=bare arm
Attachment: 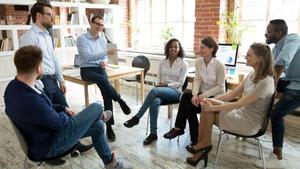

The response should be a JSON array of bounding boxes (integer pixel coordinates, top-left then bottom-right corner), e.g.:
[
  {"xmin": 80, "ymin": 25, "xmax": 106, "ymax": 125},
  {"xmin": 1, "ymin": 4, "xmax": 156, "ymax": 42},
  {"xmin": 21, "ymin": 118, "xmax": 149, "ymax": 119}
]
[
  {"xmin": 202, "ymin": 91, "xmax": 259, "ymax": 112},
  {"xmin": 214, "ymin": 81, "xmax": 244, "ymax": 102},
  {"xmin": 274, "ymin": 65, "xmax": 284, "ymax": 86}
]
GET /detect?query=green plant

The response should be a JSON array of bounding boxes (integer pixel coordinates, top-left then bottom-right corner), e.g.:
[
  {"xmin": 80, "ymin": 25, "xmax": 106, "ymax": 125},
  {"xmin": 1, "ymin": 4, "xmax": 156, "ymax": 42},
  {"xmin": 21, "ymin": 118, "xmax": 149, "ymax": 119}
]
[
  {"xmin": 217, "ymin": 12, "xmax": 249, "ymax": 44},
  {"xmin": 161, "ymin": 27, "xmax": 174, "ymax": 44}
]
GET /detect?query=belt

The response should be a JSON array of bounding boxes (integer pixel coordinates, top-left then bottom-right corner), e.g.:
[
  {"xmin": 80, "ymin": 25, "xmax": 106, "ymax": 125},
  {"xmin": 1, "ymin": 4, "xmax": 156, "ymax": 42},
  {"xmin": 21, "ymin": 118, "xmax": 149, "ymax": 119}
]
[{"xmin": 43, "ymin": 74, "xmax": 56, "ymax": 79}]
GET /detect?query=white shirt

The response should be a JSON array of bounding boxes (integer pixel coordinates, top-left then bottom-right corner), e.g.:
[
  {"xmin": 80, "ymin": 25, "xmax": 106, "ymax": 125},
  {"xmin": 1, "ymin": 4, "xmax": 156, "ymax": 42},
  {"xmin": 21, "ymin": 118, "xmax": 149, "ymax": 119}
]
[
  {"xmin": 192, "ymin": 57, "xmax": 225, "ymax": 97},
  {"xmin": 199, "ymin": 58, "xmax": 217, "ymax": 92},
  {"xmin": 158, "ymin": 57, "xmax": 188, "ymax": 91},
  {"xmin": 19, "ymin": 23, "xmax": 64, "ymax": 82}
]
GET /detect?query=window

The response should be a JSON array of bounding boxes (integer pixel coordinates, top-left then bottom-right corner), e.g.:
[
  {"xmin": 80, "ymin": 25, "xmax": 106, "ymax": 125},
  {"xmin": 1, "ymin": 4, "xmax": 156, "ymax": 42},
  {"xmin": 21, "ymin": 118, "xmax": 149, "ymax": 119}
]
[
  {"xmin": 130, "ymin": 0, "xmax": 195, "ymax": 52},
  {"xmin": 237, "ymin": 0, "xmax": 300, "ymax": 57}
]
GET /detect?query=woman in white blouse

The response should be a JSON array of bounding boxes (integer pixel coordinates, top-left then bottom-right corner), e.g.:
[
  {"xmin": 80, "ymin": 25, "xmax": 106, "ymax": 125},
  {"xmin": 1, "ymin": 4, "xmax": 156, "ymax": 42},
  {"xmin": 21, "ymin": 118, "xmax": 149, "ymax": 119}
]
[
  {"xmin": 164, "ymin": 37, "xmax": 225, "ymax": 147},
  {"xmin": 186, "ymin": 43, "xmax": 275, "ymax": 167},
  {"xmin": 123, "ymin": 38, "xmax": 188, "ymax": 145}
]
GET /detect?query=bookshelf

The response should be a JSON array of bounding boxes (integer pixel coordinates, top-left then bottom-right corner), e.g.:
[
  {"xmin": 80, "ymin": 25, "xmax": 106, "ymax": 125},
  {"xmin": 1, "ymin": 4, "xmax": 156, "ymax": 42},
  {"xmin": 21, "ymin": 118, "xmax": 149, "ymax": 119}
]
[
  {"xmin": 0, "ymin": 0, "xmax": 120, "ymax": 107},
  {"xmin": 0, "ymin": 0, "xmax": 119, "ymax": 76}
]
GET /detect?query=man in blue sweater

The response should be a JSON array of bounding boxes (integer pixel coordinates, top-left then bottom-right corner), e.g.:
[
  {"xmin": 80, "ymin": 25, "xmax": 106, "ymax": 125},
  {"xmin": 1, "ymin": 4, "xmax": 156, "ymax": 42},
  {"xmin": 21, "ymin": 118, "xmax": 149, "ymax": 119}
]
[{"xmin": 5, "ymin": 46, "xmax": 132, "ymax": 169}]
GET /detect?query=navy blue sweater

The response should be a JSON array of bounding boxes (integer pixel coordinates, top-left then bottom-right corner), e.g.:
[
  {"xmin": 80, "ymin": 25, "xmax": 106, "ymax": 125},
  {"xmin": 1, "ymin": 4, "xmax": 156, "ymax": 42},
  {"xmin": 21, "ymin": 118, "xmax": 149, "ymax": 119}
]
[{"xmin": 4, "ymin": 79, "xmax": 70, "ymax": 159}]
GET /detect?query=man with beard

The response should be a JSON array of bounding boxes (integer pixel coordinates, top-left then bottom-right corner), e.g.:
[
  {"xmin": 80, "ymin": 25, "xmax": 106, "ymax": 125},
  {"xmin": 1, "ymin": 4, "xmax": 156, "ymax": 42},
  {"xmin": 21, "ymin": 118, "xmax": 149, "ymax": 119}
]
[
  {"xmin": 254, "ymin": 19, "xmax": 300, "ymax": 168},
  {"xmin": 19, "ymin": 2, "xmax": 92, "ymax": 165},
  {"xmin": 5, "ymin": 46, "xmax": 132, "ymax": 169}
]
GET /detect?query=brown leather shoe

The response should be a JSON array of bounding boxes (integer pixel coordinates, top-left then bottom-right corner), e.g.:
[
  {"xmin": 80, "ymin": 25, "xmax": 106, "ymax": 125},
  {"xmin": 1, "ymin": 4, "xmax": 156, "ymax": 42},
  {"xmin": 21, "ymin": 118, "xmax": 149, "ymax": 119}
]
[{"xmin": 163, "ymin": 128, "xmax": 184, "ymax": 139}]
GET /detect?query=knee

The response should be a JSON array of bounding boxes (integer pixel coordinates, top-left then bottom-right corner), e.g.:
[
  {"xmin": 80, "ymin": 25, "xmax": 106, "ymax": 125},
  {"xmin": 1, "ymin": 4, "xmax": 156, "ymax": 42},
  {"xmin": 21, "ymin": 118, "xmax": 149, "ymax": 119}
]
[
  {"xmin": 148, "ymin": 88, "xmax": 159, "ymax": 97},
  {"xmin": 93, "ymin": 120, "xmax": 105, "ymax": 135},
  {"xmin": 181, "ymin": 92, "xmax": 192, "ymax": 102},
  {"xmin": 151, "ymin": 98, "xmax": 161, "ymax": 107},
  {"xmin": 89, "ymin": 102, "xmax": 103, "ymax": 117}
]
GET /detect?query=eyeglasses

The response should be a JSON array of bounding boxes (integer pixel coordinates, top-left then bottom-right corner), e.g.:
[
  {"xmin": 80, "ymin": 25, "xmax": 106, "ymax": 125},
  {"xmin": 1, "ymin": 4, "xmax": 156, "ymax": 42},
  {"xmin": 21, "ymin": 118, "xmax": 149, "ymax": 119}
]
[
  {"xmin": 92, "ymin": 22, "xmax": 104, "ymax": 27},
  {"xmin": 42, "ymin": 13, "xmax": 54, "ymax": 18}
]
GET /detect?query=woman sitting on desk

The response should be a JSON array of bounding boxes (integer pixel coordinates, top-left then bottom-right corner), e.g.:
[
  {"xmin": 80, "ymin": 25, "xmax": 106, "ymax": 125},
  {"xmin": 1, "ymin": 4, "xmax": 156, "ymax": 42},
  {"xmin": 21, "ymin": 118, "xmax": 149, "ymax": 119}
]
[
  {"xmin": 123, "ymin": 38, "xmax": 188, "ymax": 145},
  {"xmin": 163, "ymin": 36, "xmax": 225, "ymax": 147},
  {"xmin": 186, "ymin": 43, "xmax": 275, "ymax": 167}
]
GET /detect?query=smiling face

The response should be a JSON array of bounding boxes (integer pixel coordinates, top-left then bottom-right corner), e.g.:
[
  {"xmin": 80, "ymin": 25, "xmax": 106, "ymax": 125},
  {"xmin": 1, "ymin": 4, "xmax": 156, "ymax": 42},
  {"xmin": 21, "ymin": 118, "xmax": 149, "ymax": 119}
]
[
  {"xmin": 245, "ymin": 47, "xmax": 261, "ymax": 69},
  {"xmin": 168, "ymin": 41, "xmax": 180, "ymax": 57},
  {"xmin": 90, "ymin": 17, "xmax": 104, "ymax": 33},
  {"xmin": 199, "ymin": 43, "xmax": 214, "ymax": 58}
]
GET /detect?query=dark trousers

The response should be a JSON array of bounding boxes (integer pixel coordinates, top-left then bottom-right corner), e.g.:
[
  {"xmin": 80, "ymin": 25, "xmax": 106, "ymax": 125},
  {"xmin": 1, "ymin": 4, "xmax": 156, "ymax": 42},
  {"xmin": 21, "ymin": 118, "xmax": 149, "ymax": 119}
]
[
  {"xmin": 80, "ymin": 67, "xmax": 121, "ymax": 125},
  {"xmin": 174, "ymin": 91, "xmax": 202, "ymax": 143},
  {"xmin": 271, "ymin": 78, "xmax": 300, "ymax": 148},
  {"xmin": 41, "ymin": 77, "xmax": 68, "ymax": 107}
]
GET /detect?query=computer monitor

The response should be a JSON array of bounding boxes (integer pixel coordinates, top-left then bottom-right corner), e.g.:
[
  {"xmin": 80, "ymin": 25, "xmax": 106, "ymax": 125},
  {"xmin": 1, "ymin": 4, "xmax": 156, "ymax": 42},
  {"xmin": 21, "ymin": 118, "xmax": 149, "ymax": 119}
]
[{"xmin": 216, "ymin": 43, "xmax": 239, "ymax": 67}]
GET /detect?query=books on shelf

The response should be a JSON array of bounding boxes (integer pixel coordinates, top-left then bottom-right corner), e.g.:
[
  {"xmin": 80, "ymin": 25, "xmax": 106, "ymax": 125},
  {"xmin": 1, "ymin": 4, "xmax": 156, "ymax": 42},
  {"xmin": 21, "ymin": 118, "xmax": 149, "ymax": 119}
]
[
  {"xmin": 64, "ymin": 36, "xmax": 76, "ymax": 47},
  {"xmin": 0, "ymin": 38, "xmax": 12, "ymax": 52}
]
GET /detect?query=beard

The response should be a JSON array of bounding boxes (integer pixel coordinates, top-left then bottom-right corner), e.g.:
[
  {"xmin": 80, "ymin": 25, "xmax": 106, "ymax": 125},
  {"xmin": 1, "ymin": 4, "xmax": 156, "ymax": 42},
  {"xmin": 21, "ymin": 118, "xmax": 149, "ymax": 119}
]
[
  {"xmin": 266, "ymin": 36, "xmax": 277, "ymax": 44},
  {"xmin": 42, "ymin": 22, "xmax": 53, "ymax": 29}
]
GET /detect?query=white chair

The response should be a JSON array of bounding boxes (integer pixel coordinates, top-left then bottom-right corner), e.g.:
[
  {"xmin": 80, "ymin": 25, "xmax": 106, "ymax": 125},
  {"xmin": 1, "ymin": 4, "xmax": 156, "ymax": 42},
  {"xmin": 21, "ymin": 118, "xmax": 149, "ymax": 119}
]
[
  {"xmin": 214, "ymin": 94, "xmax": 275, "ymax": 169},
  {"xmin": 9, "ymin": 119, "xmax": 84, "ymax": 169}
]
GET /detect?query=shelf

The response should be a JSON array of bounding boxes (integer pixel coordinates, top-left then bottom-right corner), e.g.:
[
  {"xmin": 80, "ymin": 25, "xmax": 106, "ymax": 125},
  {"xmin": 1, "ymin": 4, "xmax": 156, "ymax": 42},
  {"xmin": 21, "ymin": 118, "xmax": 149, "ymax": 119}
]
[
  {"xmin": 0, "ymin": 25, "xmax": 31, "ymax": 30},
  {"xmin": 0, "ymin": 51, "xmax": 15, "ymax": 57},
  {"xmin": 51, "ymin": 1, "xmax": 116, "ymax": 9},
  {"xmin": 53, "ymin": 24, "xmax": 90, "ymax": 29},
  {"xmin": 0, "ymin": 0, "xmax": 35, "ymax": 5}
]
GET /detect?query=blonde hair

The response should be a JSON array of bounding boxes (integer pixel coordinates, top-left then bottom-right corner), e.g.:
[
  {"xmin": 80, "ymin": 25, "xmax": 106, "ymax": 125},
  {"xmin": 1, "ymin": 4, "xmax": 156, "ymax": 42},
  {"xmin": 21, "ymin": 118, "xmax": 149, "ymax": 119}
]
[{"xmin": 250, "ymin": 43, "xmax": 274, "ymax": 83}]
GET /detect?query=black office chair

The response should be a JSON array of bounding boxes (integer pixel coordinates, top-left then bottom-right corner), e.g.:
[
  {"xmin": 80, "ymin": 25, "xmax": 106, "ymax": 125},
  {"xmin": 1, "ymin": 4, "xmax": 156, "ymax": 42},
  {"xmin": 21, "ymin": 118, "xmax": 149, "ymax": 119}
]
[
  {"xmin": 123, "ymin": 55, "xmax": 150, "ymax": 104},
  {"xmin": 145, "ymin": 78, "xmax": 188, "ymax": 135},
  {"xmin": 9, "ymin": 120, "xmax": 84, "ymax": 169},
  {"xmin": 214, "ymin": 94, "xmax": 275, "ymax": 169}
]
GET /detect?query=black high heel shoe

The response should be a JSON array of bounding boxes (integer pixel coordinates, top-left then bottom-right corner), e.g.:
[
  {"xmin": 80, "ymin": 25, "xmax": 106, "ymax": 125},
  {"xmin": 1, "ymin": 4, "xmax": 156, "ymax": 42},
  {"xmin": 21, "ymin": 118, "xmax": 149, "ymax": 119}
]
[
  {"xmin": 186, "ymin": 152, "xmax": 209, "ymax": 167},
  {"xmin": 186, "ymin": 144, "xmax": 212, "ymax": 154}
]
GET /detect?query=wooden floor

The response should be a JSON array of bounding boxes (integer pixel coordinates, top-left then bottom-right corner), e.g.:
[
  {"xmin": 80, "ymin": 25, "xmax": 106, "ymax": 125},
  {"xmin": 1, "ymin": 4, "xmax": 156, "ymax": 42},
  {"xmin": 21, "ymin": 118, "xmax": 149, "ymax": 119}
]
[{"xmin": 0, "ymin": 82, "xmax": 300, "ymax": 169}]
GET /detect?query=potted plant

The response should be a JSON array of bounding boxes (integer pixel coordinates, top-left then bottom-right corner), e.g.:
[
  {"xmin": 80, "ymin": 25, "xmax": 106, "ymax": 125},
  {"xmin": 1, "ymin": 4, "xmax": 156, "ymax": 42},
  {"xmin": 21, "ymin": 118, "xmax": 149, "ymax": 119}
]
[
  {"xmin": 217, "ymin": 12, "xmax": 249, "ymax": 45},
  {"xmin": 161, "ymin": 27, "xmax": 174, "ymax": 45}
]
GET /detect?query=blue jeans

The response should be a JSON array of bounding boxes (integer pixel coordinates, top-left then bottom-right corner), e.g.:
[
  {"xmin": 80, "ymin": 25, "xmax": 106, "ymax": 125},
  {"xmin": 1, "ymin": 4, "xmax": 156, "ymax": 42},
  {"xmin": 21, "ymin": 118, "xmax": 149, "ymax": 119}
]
[
  {"xmin": 135, "ymin": 87, "xmax": 181, "ymax": 134},
  {"xmin": 271, "ymin": 88, "xmax": 300, "ymax": 148},
  {"xmin": 41, "ymin": 77, "xmax": 68, "ymax": 107},
  {"xmin": 46, "ymin": 103, "xmax": 113, "ymax": 165},
  {"xmin": 80, "ymin": 67, "xmax": 121, "ymax": 125}
]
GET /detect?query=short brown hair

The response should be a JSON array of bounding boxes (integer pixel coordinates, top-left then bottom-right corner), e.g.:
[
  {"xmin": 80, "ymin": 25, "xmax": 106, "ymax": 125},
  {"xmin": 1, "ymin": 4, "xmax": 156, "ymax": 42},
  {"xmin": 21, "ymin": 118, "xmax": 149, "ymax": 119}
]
[
  {"xmin": 14, "ymin": 46, "xmax": 43, "ymax": 74},
  {"xmin": 250, "ymin": 43, "xmax": 274, "ymax": 83},
  {"xmin": 31, "ymin": 2, "xmax": 52, "ymax": 22},
  {"xmin": 201, "ymin": 37, "xmax": 218, "ymax": 57}
]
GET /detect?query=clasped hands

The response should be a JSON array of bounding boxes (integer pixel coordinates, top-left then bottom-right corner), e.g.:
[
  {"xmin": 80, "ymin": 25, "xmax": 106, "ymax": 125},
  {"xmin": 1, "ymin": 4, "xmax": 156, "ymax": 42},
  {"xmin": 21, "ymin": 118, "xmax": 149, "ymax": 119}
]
[{"xmin": 191, "ymin": 95, "xmax": 213, "ymax": 111}]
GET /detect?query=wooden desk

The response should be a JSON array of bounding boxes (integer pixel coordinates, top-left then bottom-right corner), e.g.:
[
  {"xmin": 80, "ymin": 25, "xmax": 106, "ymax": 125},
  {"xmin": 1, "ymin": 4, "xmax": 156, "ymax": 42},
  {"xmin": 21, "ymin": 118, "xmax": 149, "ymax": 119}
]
[{"xmin": 63, "ymin": 65, "xmax": 144, "ymax": 106}]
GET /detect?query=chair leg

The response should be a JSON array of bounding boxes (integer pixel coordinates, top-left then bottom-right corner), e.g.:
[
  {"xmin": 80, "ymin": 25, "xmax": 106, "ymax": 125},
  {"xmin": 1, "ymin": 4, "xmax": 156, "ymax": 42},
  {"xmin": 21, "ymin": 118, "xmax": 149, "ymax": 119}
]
[
  {"xmin": 214, "ymin": 131, "xmax": 224, "ymax": 169},
  {"xmin": 169, "ymin": 105, "xmax": 173, "ymax": 131},
  {"xmin": 257, "ymin": 138, "xmax": 266, "ymax": 169},
  {"xmin": 136, "ymin": 83, "xmax": 138, "ymax": 105},
  {"xmin": 257, "ymin": 138, "xmax": 262, "ymax": 159},
  {"xmin": 23, "ymin": 156, "xmax": 27, "ymax": 169},
  {"xmin": 146, "ymin": 112, "xmax": 150, "ymax": 135},
  {"xmin": 68, "ymin": 154, "xmax": 74, "ymax": 169},
  {"xmin": 75, "ymin": 150, "xmax": 84, "ymax": 169}
]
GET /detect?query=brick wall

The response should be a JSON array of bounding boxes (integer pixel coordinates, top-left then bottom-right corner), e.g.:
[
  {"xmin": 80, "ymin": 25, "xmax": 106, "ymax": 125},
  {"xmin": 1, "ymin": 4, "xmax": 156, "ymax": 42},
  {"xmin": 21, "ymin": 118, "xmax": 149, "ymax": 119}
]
[
  {"xmin": 0, "ymin": 5, "xmax": 28, "ymax": 25},
  {"xmin": 118, "ymin": 0, "xmax": 129, "ymax": 47},
  {"xmin": 194, "ymin": 0, "xmax": 222, "ymax": 52}
]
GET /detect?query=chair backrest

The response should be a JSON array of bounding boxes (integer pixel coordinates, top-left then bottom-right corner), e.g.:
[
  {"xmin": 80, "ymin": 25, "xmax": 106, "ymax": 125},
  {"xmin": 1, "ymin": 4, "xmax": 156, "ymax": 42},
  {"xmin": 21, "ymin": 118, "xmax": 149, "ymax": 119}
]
[
  {"xmin": 132, "ymin": 55, "xmax": 150, "ymax": 81},
  {"xmin": 9, "ymin": 119, "xmax": 28, "ymax": 155},
  {"xmin": 255, "ymin": 93, "xmax": 276, "ymax": 136},
  {"xmin": 182, "ymin": 78, "xmax": 188, "ymax": 91},
  {"xmin": 224, "ymin": 93, "xmax": 275, "ymax": 137}
]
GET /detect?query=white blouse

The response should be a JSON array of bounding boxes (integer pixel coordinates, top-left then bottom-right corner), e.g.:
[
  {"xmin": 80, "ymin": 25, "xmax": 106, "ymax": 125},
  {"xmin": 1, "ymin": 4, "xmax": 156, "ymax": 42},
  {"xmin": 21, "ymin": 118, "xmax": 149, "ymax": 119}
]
[
  {"xmin": 158, "ymin": 57, "xmax": 188, "ymax": 91},
  {"xmin": 192, "ymin": 57, "xmax": 225, "ymax": 97}
]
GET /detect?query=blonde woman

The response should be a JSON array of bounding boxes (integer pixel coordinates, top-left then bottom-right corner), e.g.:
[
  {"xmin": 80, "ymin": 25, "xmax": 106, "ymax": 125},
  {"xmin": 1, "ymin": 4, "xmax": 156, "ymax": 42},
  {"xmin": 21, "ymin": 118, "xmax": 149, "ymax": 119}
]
[{"xmin": 186, "ymin": 43, "xmax": 275, "ymax": 167}]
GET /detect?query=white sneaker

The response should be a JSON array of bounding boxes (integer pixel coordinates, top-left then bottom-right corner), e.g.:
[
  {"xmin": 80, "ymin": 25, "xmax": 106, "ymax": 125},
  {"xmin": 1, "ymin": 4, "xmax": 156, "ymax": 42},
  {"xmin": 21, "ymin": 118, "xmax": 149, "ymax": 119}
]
[{"xmin": 254, "ymin": 152, "xmax": 285, "ymax": 169}]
